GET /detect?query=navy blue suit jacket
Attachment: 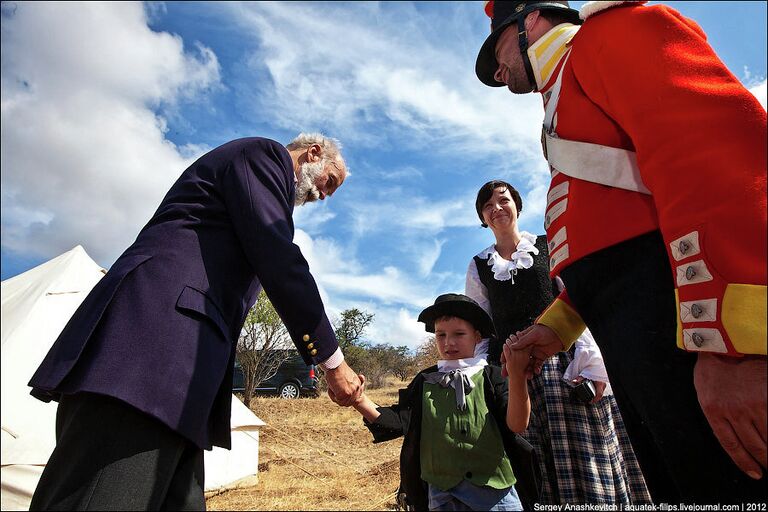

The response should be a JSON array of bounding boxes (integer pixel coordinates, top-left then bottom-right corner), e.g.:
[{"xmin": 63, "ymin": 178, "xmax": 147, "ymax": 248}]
[{"xmin": 29, "ymin": 137, "xmax": 337, "ymax": 449}]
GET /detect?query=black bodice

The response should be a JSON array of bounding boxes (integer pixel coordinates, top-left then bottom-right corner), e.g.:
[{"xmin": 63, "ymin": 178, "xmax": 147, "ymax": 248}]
[{"xmin": 474, "ymin": 236, "xmax": 558, "ymax": 365}]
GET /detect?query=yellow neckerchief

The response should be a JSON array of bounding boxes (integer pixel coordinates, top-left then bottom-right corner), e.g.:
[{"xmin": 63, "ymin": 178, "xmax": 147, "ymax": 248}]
[{"xmin": 527, "ymin": 23, "xmax": 579, "ymax": 92}]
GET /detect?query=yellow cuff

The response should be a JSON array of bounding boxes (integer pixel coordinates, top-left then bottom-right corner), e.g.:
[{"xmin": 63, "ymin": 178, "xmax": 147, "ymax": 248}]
[
  {"xmin": 722, "ymin": 284, "xmax": 767, "ymax": 356},
  {"xmin": 536, "ymin": 299, "xmax": 586, "ymax": 350},
  {"xmin": 675, "ymin": 290, "xmax": 684, "ymax": 351}
]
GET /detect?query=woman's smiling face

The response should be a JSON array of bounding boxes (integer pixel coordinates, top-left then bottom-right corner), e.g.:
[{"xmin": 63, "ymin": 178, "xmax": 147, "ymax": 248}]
[{"xmin": 481, "ymin": 186, "xmax": 519, "ymax": 231}]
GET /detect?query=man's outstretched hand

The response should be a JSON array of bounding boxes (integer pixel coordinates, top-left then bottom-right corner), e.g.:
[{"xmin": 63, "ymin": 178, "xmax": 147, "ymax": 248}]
[
  {"xmin": 324, "ymin": 360, "xmax": 364, "ymax": 407},
  {"xmin": 694, "ymin": 353, "xmax": 767, "ymax": 479}
]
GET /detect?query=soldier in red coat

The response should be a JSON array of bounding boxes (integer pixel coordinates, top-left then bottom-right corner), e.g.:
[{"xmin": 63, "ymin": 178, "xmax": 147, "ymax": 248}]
[{"xmin": 474, "ymin": 0, "xmax": 766, "ymax": 504}]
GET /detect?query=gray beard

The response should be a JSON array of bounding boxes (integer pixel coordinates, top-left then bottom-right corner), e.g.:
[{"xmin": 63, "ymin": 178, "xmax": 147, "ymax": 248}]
[{"xmin": 295, "ymin": 160, "xmax": 324, "ymax": 206}]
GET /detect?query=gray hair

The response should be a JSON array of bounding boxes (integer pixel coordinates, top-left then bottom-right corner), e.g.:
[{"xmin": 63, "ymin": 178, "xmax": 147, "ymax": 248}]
[{"xmin": 286, "ymin": 132, "xmax": 345, "ymax": 168}]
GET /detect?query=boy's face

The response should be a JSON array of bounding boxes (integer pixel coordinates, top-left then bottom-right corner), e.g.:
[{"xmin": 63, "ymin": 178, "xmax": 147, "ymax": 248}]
[{"xmin": 434, "ymin": 316, "xmax": 482, "ymax": 360}]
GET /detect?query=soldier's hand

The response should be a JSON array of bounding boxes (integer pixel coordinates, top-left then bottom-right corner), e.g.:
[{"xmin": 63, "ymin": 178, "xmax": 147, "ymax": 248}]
[
  {"xmin": 507, "ymin": 324, "xmax": 562, "ymax": 379},
  {"xmin": 694, "ymin": 353, "xmax": 767, "ymax": 479}
]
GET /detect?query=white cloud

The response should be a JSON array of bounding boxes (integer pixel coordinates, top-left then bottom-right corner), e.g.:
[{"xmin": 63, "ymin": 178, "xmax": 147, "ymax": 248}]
[
  {"xmin": 380, "ymin": 165, "xmax": 424, "ymax": 182},
  {"xmin": 1, "ymin": 2, "xmax": 220, "ymax": 265},
  {"xmin": 366, "ymin": 307, "xmax": 431, "ymax": 352},
  {"xmin": 293, "ymin": 231, "xmax": 448, "ymax": 352},
  {"xmin": 416, "ymin": 239, "xmax": 446, "ymax": 277},
  {"xmin": 293, "ymin": 202, "xmax": 337, "ymax": 235},
  {"xmin": 749, "ymin": 80, "xmax": 767, "ymax": 110},
  {"xmin": 226, "ymin": 2, "xmax": 546, "ymax": 162},
  {"xmin": 346, "ymin": 188, "xmax": 479, "ymax": 239},
  {"xmin": 742, "ymin": 67, "xmax": 766, "ymax": 110},
  {"xmin": 319, "ymin": 298, "xmax": 429, "ymax": 352},
  {"xmin": 293, "ymin": 228, "xmax": 446, "ymax": 315},
  {"xmin": 293, "ymin": 224, "xmax": 469, "ymax": 350},
  {"xmin": 322, "ymin": 267, "xmax": 433, "ymax": 307}
]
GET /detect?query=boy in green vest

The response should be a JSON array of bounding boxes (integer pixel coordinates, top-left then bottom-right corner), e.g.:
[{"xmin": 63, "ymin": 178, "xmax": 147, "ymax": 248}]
[{"xmin": 343, "ymin": 293, "xmax": 537, "ymax": 510}]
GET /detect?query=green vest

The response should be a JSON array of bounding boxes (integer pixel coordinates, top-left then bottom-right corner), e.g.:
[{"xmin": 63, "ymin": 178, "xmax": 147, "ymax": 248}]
[{"xmin": 419, "ymin": 371, "xmax": 516, "ymax": 491}]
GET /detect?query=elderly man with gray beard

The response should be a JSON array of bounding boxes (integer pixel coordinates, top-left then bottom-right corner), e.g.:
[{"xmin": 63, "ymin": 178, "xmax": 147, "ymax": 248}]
[{"xmin": 28, "ymin": 133, "xmax": 362, "ymax": 511}]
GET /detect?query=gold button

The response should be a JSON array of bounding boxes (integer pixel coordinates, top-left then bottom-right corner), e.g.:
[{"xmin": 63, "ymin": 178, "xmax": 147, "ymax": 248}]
[
  {"xmin": 310, "ymin": 349, "xmax": 318, "ymax": 356},
  {"xmin": 307, "ymin": 343, "xmax": 314, "ymax": 349},
  {"xmin": 302, "ymin": 334, "xmax": 310, "ymax": 342}
]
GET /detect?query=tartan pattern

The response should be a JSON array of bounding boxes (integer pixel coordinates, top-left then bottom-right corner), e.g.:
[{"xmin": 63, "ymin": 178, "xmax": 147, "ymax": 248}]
[{"xmin": 520, "ymin": 352, "xmax": 652, "ymax": 505}]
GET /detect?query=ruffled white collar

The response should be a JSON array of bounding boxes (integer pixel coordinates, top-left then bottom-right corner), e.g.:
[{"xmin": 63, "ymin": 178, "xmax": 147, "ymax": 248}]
[{"xmin": 476, "ymin": 231, "xmax": 539, "ymax": 283}]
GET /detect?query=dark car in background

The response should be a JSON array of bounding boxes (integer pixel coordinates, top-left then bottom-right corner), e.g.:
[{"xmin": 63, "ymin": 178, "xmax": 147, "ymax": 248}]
[{"xmin": 233, "ymin": 352, "xmax": 319, "ymax": 399}]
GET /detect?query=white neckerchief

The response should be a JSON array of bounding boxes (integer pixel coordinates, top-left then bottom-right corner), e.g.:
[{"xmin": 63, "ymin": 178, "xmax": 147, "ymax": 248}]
[
  {"xmin": 436, "ymin": 338, "xmax": 489, "ymax": 375},
  {"xmin": 476, "ymin": 231, "xmax": 539, "ymax": 283},
  {"xmin": 431, "ymin": 339, "xmax": 489, "ymax": 410}
]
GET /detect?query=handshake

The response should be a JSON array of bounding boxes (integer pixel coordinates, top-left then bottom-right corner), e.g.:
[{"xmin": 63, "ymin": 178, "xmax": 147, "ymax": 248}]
[{"xmin": 323, "ymin": 359, "xmax": 365, "ymax": 406}]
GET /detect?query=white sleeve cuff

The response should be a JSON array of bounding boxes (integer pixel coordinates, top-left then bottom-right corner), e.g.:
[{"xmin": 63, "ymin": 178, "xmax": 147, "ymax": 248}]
[
  {"xmin": 562, "ymin": 328, "xmax": 614, "ymax": 396},
  {"xmin": 319, "ymin": 348, "xmax": 344, "ymax": 370}
]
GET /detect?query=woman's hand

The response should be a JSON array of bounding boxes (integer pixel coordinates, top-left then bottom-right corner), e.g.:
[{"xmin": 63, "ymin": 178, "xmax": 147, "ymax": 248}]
[{"xmin": 570, "ymin": 375, "xmax": 606, "ymax": 403}]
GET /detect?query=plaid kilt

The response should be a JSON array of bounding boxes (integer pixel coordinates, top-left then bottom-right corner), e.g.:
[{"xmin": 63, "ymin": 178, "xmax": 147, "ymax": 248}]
[{"xmin": 520, "ymin": 352, "xmax": 652, "ymax": 505}]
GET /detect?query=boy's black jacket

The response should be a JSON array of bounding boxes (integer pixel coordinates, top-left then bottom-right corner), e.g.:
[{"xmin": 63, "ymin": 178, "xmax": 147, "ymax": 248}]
[{"xmin": 364, "ymin": 364, "xmax": 542, "ymax": 510}]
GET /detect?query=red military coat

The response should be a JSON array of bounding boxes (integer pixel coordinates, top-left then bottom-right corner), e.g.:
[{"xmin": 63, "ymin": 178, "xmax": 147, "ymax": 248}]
[{"xmin": 535, "ymin": 2, "xmax": 767, "ymax": 357}]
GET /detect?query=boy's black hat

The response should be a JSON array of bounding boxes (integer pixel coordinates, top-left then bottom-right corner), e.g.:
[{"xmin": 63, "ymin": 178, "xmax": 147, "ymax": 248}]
[{"xmin": 417, "ymin": 293, "xmax": 496, "ymax": 338}]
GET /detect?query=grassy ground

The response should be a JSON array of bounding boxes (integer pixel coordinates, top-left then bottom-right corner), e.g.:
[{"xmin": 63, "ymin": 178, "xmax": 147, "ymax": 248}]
[{"xmin": 206, "ymin": 378, "xmax": 405, "ymax": 511}]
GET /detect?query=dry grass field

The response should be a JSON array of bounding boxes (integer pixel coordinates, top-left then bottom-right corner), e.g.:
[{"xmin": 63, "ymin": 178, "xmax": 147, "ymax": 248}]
[{"xmin": 206, "ymin": 377, "xmax": 406, "ymax": 511}]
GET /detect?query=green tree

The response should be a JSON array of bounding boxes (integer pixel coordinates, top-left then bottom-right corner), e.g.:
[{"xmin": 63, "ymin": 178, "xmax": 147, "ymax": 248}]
[
  {"xmin": 330, "ymin": 308, "xmax": 375, "ymax": 379},
  {"xmin": 334, "ymin": 308, "xmax": 375, "ymax": 351},
  {"xmin": 363, "ymin": 344, "xmax": 415, "ymax": 388},
  {"xmin": 236, "ymin": 290, "xmax": 293, "ymax": 407},
  {"xmin": 413, "ymin": 335, "xmax": 439, "ymax": 370},
  {"xmin": 391, "ymin": 345, "xmax": 417, "ymax": 381}
]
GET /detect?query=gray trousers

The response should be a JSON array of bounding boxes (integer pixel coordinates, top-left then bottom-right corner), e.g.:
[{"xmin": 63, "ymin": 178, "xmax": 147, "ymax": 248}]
[{"xmin": 30, "ymin": 392, "xmax": 206, "ymax": 511}]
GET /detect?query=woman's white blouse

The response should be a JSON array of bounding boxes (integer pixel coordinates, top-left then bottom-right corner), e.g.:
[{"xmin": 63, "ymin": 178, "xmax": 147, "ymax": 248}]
[{"xmin": 464, "ymin": 233, "xmax": 613, "ymax": 394}]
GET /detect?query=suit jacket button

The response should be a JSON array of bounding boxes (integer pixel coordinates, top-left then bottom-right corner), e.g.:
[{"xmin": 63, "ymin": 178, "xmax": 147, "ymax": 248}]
[
  {"xmin": 691, "ymin": 333, "xmax": 705, "ymax": 347},
  {"xmin": 685, "ymin": 266, "xmax": 697, "ymax": 280},
  {"xmin": 307, "ymin": 343, "xmax": 314, "ymax": 349},
  {"xmin": 310, "ymin": 349, "xmax": 318, "ymax": 356},
  {"xmin": 302, "ymin": 334, "xmax": 310, "ymax": 342}
]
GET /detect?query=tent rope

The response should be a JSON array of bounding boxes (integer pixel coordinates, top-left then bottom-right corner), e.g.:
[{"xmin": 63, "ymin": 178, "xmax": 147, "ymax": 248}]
[{"xmin": 267, "ymin": 442, "xmax": 327, "ymax": 482}]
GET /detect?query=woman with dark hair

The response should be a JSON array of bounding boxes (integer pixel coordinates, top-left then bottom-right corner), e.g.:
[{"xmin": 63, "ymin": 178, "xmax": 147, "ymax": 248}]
[{"xmin": 465, "ymin": 179, "xmax": 651, "ymax": 505}]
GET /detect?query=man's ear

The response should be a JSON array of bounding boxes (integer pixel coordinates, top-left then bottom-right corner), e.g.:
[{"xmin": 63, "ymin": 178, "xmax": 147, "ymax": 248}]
[
  {"xmin": 524, "ymin": 10, "xmax": 541, "ymax": 31},
  {"xmin": 307, "ymin": 143, "xmax": 323, "ymax": 163}
]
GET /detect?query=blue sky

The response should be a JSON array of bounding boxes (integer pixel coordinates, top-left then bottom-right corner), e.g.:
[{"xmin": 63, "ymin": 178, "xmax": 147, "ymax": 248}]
[{"xmin": 2, "ymin": 1, "xmax": 766, "ymax": 350}]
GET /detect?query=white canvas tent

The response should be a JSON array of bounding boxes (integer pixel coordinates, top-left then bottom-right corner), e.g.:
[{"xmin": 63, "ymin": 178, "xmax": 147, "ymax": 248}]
[{"xmin": 1, "ymin": 246, "xmax": 264, "ymax": 510}]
